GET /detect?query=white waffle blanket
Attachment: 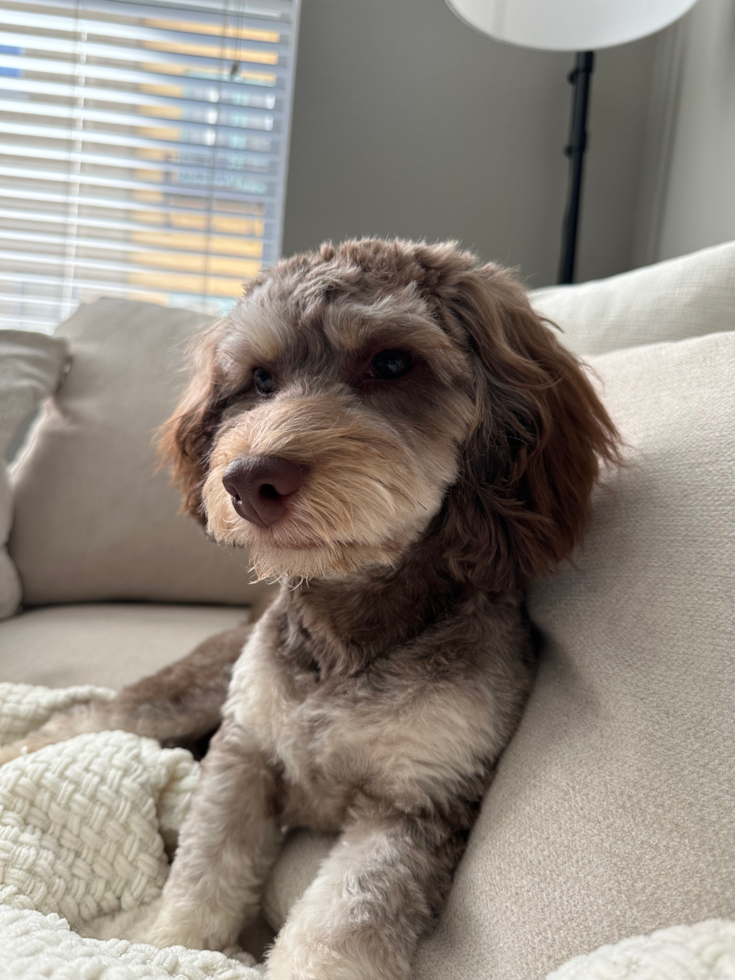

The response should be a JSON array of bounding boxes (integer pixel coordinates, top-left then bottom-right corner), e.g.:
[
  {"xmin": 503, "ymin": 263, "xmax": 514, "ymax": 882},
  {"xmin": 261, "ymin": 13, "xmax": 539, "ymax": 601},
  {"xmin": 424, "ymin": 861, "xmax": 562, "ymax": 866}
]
[
  {"xmin": 0, "ymin": 681, "xmax": 732, "ymax": 980},
  {"xmin": 0, "ymin": 682, "xmax": 261, "ymax": 979},
  {"xmin": 548, "ymin": 920, "xmax": 735, "ymax": 980}
]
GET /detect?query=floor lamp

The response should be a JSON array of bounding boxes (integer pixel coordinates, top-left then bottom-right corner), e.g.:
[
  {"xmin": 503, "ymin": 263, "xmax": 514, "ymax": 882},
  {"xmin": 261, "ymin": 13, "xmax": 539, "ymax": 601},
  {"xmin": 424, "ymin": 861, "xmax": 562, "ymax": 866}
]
[{"xmin": 445, "ymin": 0, "xmax": 699, "ymax": 284}]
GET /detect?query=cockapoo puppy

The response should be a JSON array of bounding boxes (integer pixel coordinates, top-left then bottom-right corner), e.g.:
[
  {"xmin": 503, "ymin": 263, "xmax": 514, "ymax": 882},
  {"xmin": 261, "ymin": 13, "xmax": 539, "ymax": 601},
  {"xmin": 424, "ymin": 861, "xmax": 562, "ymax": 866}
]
[{"xmin": 1, "ymin": 239, "xmax": 619, "ymax": 979}]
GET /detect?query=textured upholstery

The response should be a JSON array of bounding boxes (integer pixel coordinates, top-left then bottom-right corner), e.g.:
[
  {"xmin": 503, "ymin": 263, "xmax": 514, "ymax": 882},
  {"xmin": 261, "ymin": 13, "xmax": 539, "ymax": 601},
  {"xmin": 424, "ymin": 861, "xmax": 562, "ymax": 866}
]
[
  {"xmin": 9, "ymin": 299, "xmax": 274, "ymax": 609},
  {"xmin": 411, "ymin": 330, "xmax": 735, "ymax": 979},
  {"xmin": 0, "ymin": 603, "xmax": 249, "ymax": 690},
  {"xmin": 532, "ymin": 239, "xmax": 735, "ymax": 356},
  {"xmin": 0, "ymin": 330, "xmax": 68, "ymax": 619}
]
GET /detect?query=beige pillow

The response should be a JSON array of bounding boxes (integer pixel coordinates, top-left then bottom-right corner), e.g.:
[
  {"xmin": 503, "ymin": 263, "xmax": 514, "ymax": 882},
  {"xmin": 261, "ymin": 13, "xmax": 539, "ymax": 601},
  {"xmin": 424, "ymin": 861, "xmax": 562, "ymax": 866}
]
[
  {"xmin": 9, "ymin": 299, "xmax": 272, "ymax": 608},
  {"xmin": 0, "ymin": 331, "xmax": 68, "ymax": 619},
  {"xmin": 413, "ymin": 330, "xmax": 735, "ymax": 979},
  {"xmin": 531, "ymin": 239, "xmax": 735, "ymax": 356},
  {"xmin": 262, "ymin": 331, "xmax": 735, "ymax": 980}
]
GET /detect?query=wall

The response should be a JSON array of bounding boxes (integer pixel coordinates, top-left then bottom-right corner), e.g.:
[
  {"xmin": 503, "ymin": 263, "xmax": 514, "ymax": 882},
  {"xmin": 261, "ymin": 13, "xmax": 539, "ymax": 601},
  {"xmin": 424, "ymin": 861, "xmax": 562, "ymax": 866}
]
[
  {"xmin": 282, "ymin": 0, "xmax": 658, "ymax": 287},
  {"xmin": 652, "ymin": 0, "xmax": 735, "ymax": 262}
]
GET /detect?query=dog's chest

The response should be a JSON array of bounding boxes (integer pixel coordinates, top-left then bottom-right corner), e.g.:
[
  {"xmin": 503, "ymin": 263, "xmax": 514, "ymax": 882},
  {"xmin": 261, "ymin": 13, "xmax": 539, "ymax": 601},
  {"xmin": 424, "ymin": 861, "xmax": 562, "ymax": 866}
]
[
  {"xmin": 227, "ymin": 640, "xmax": 387, "ymax": 824},
  {"xmin": 226, "ymin": 617, "xmax": 507, "ymax": 829}
]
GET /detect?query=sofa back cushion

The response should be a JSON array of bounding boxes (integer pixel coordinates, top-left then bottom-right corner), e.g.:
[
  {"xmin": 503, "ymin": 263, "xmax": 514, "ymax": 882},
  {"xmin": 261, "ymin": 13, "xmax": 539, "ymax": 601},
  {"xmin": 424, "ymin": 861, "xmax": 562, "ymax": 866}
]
[
  {"xmin": 531, "ymin": 239, "xmax": 735, "ymax": 356},
  {"xmin": 9, "ymin": 299, "xmax": 272, "ymax": 608},
  {"xmin": 0, "ymin": 330, "xmax": 68, "ymax": 618},
  {"xmin": 412, "ymin": 329, "xmax": 735, "ymax": 979}
]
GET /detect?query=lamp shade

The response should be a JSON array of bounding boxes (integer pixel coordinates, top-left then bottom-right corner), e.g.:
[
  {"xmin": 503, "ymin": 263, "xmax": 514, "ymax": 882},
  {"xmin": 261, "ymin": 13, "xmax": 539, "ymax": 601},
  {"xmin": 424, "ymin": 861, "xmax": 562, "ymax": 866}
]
[{"xmin": 446, "ymin": 0, "xmax": 699, "ymax": 51}]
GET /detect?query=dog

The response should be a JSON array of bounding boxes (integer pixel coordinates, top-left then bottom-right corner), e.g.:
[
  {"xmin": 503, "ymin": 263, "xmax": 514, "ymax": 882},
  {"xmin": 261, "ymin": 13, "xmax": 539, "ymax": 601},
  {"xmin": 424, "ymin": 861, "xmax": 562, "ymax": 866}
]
[{"xmin": 1, "ymin": 239, "xmax": 620, "ymax": 979}]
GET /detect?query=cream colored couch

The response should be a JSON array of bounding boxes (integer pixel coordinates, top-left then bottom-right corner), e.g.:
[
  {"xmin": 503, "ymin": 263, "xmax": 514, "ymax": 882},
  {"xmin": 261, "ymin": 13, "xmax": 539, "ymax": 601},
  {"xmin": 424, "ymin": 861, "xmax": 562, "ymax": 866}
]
[{"xmin": 1, "ymin": 242, "xmax": 733, "ymax": 979}]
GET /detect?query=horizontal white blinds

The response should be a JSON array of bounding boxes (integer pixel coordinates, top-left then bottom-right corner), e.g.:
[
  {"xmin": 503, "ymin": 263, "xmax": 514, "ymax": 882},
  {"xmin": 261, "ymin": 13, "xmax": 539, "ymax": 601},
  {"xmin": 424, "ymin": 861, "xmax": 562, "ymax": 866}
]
[{"xmin": 0, "ymin": 0, "xmax": 299, "ymax": 331}]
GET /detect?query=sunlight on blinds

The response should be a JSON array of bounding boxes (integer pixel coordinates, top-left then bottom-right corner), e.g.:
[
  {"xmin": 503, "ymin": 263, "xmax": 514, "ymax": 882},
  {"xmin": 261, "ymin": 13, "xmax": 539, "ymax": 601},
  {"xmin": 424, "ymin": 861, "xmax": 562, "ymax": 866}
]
[{"xmin": 0, "ymin": 0, "xmax": 299, "ymax": 332}]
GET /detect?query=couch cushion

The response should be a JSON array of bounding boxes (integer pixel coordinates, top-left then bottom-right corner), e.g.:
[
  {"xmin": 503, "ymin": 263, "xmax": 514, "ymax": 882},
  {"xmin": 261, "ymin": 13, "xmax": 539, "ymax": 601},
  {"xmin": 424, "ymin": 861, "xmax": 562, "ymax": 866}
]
[
  {"xmin": 531, "ymin": 239, "xmax": 735, "ymax": 356},
  {"xmin": 9, "ymin": 299, "xmax": 274, "ymax": 608},
  {"xmin": 0, "ymin": 602, "xmax": 250, "ymax": 689},
  {"xmin": 413, "ymin": 330, "xmax": 735, "ymax": 979},
  {"xmin": 0, "ymin": 331, "xmax": 68, "ymax": 619},
  {"xmin": 261, "ymin": 331, "xmax": 735, "ymax": 979}
]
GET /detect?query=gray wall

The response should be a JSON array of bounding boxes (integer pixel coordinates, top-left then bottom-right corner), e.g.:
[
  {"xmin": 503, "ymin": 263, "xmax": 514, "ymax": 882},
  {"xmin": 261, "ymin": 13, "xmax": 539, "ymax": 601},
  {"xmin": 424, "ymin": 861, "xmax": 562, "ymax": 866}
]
[
  {"xmin": 655, "ymin": 0, "xmax": 735, "ymax": 262},
  {"xmin": 282, "ymin": 0, "xmax": 658, "ymax": 287}
]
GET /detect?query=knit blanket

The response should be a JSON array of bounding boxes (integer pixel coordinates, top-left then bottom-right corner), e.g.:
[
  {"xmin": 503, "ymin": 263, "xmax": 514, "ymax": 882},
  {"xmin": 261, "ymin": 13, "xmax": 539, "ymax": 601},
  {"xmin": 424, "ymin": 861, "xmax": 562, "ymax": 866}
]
[
  {"xmin": 548, "ymin": 920, "xmax": 735, "ymax": 980},
  {"xmin": 0, "ymin": 681, "xmax": 732, "ymax": 980},
  {"xmin": 0, "ymin": 682, "xmax": 261, "ymax": 979}
]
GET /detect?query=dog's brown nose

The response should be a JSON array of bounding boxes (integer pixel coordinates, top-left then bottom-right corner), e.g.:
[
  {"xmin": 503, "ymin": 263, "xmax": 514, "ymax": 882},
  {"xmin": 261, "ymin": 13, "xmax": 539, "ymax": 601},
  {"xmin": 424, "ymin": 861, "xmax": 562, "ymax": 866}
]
[{"xmin": 222, "ymin": 455, "xmax": 305, "ymax": 527}]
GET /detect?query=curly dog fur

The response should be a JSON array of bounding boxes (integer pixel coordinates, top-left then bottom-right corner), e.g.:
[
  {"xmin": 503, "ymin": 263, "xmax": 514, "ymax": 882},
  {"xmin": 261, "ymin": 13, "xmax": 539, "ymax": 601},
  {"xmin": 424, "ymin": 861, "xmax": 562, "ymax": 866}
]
[{"xmin": 2, "ymin": 239, "xmax": 620, "ymax": 979}]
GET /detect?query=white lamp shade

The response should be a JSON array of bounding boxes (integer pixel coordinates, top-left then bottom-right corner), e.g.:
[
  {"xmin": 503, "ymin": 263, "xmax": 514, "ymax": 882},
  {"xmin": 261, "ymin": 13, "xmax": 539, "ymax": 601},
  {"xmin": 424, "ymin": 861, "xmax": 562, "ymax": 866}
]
[{"xmin": 446, "ymin": 0, "xmax": 699, "ymax": 51}]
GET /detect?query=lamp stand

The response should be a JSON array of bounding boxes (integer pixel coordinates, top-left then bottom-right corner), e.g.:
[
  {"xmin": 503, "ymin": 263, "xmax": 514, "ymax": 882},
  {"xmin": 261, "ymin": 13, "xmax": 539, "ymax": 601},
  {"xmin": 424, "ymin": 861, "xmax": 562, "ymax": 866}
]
[{"xmin": 558, "ymin": 51, "xmax": 594, "ymax": 284}]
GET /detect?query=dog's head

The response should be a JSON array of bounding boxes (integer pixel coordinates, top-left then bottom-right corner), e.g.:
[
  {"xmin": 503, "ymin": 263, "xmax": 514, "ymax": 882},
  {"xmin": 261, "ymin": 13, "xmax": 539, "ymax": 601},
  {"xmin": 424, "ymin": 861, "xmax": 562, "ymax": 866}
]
[{"xmin": 160, "ymin": 239, "xmax": 619, "ymax": 588}]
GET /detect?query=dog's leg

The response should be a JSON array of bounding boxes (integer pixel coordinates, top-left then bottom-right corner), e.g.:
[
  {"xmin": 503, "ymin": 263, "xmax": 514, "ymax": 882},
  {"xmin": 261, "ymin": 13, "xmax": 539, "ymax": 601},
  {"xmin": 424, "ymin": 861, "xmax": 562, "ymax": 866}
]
[
  {"xmin": 0, "ymin": 622, "xmax": 251, "ymax": 765},
  {"xmin": 265, "ymin": 803, "xmax": 465, "ymax": 980},
  {"xmin": 134, "ymin": 719, "xmax": 282, "ymax": 951}
]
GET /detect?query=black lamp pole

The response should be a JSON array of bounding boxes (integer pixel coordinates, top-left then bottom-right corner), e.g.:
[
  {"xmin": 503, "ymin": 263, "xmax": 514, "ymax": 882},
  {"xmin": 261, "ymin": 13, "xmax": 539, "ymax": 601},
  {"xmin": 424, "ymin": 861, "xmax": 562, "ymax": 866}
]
[{"xmin": 558, "ymin": 51, "xmax": 595, "ymax": 284}]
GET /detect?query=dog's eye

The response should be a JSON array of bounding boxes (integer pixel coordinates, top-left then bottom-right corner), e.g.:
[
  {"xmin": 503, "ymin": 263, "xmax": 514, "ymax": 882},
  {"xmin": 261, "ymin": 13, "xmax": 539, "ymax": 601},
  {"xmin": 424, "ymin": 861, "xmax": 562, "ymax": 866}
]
[
  {"xmin": 253, "ymin": 368, "xmax": 275, "ymax": 395},
  {"xmin": 371, "ymin": 350, "xmax": 412, "ymax": 380}
]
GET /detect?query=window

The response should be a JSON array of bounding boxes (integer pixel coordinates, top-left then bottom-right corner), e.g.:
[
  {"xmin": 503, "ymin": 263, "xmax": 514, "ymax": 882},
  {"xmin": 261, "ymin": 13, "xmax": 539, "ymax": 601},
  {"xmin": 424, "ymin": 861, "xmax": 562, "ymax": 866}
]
[{"xmin": 0, "ymin": 0, "xmax": 299, "ymax": 332}]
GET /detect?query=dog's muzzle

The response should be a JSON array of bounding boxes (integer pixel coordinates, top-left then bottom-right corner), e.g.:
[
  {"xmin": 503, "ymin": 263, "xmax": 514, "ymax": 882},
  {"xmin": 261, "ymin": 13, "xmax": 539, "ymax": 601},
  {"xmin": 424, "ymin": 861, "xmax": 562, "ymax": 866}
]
[{"xmin": 222, "ymin": 455, "xmax": 305, "ymax": 527}]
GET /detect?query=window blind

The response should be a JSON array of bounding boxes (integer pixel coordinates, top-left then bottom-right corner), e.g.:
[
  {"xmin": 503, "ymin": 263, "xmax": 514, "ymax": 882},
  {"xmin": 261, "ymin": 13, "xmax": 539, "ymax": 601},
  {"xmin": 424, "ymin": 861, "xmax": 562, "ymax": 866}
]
[{"xmin": 0, "ymin": 0, "xmax": 299, "ymax": 332}]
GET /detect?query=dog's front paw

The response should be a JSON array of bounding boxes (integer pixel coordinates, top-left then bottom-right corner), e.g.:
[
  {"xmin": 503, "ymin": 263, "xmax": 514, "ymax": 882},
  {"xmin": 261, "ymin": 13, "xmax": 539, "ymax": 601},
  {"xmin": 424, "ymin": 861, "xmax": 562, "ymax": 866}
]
[
  {"xmin": 133, "ymin": 903, "xmax": 236, "ymax": 952},
  {"xmin": 266, "ymin": 938, "xmax": 368, "ymax": 980}
]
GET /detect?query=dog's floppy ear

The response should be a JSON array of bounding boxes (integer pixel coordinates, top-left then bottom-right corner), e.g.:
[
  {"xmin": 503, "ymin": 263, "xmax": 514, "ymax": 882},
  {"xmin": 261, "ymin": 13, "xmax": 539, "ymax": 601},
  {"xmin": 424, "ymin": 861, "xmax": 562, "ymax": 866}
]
[
  {"xmin": 433, "ymin": 261, "xmax": 620, "ymax": 592},
  {"xmin": 158, "ymin": 323, "xmax": 226, "ymax": 524}
]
